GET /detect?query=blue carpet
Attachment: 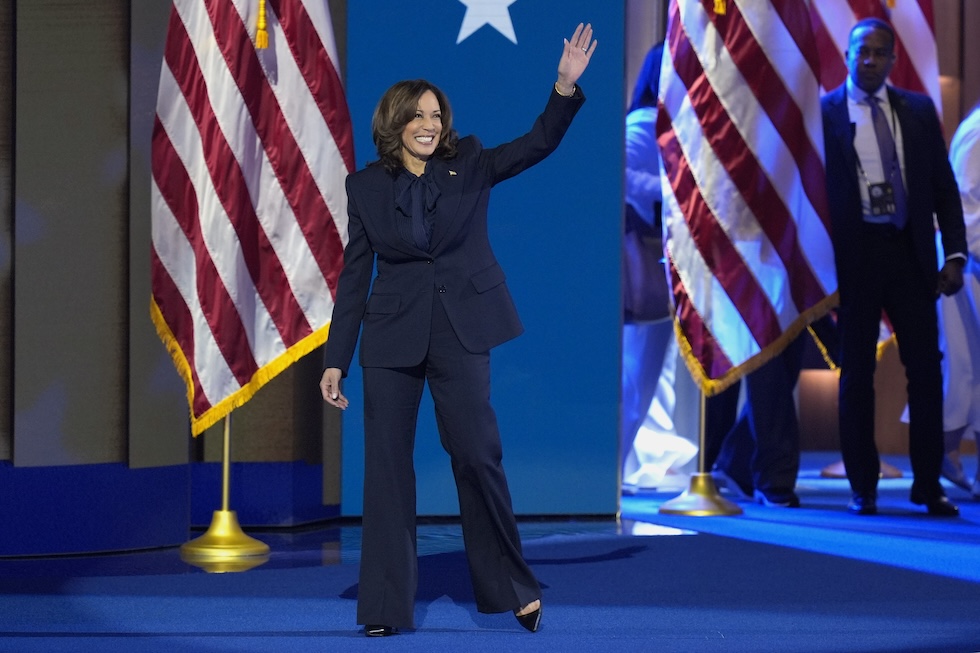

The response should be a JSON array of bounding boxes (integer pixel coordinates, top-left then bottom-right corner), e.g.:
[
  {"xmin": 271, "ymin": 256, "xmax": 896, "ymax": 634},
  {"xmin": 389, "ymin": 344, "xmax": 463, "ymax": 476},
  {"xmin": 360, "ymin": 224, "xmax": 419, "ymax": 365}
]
[
  {"xmin": 2, "ymin": 530, "xmax": 979, "ymax": 651},
  {"xmin": 1, "ymin": 454, "xmax": 979, "ymax": 652}
]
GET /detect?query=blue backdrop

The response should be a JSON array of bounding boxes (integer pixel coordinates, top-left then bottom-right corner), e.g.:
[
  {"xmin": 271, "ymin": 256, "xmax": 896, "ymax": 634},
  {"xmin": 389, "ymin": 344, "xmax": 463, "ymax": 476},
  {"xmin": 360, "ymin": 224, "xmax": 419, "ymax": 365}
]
[{"xmin": 341, "ymin": 1, "xmax": 625, "ymax": 516}]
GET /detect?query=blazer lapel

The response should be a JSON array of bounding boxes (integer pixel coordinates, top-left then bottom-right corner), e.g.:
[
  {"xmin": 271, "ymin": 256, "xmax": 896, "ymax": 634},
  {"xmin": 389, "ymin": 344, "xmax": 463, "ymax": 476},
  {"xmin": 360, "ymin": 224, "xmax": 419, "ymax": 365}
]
[
  {"xmin": 360, "ymin": 170, "xmax": 421, "ymax": 258},
  {"xmin": 886, "ymin": 86, "xmax": 917, "ymax": 176},
  {"xmin": 826, "ymin": 87, "xmax": 858, "ymax": 173}
]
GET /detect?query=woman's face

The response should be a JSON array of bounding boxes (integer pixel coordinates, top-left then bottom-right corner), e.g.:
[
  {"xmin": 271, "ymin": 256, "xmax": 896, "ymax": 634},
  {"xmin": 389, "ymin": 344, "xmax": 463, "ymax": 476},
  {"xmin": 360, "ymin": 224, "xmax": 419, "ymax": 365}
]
[{"xmin": 400, "ymin": 90, "xmax": 442, "ymax": 172}]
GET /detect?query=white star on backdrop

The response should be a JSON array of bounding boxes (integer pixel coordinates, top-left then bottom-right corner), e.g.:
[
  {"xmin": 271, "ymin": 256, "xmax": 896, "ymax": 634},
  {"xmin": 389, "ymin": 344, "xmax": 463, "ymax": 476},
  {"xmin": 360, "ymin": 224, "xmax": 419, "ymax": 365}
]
[{"xmin": 456, "ymin": 0, "xmax": 518, "ymax": 44}]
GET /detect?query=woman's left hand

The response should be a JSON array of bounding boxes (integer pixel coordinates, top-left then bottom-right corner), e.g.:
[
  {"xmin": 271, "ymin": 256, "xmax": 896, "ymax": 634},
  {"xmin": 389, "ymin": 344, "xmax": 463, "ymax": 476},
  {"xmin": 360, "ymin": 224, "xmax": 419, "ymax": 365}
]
[{"xmin": 557, "ymin": 23, "xmax": 596, "ymax": 94}]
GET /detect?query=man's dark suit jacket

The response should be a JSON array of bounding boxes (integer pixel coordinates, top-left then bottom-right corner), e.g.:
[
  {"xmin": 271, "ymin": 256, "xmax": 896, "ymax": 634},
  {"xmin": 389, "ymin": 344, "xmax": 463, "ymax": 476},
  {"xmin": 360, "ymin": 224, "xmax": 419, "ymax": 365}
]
[
  {"xmin": 325, "ymin": 88, "xmax": 585, "ymax": 376},
  {"xmin": 821, "ymin": 84, "xmax": 966, "ymax": 299}
]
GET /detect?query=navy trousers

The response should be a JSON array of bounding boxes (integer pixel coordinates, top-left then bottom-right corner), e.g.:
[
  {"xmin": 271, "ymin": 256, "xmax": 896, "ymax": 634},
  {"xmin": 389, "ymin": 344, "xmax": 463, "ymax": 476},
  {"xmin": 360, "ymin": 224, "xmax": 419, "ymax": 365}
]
[{"xmin": 357, "ymin": 294, "xmax": 540, "ymax": 628}]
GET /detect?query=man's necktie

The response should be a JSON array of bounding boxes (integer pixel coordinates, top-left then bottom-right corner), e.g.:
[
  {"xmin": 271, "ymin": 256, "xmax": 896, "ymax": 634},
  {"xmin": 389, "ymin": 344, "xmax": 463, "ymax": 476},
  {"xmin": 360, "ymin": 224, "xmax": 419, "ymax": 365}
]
[{"xmin": 866, "ymin": 95, "xmax": 908, "ymax": 229}]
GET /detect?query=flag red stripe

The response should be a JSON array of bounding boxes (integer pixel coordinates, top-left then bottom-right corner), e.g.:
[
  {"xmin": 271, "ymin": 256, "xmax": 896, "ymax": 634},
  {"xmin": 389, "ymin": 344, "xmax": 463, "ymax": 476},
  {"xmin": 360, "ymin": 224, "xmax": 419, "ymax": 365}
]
[
  {"xmin": 705, "ymin": 2, "xmax": 831, "ymax": 310},
  {"xmin": 151, "ymin": 115, "xmax": 259, "ymax": 386},
  {"xmin": 847, "ymin": 0, "xmax": 887, "ymax": 19},
  {"xmin": 770, "ymin": 0, "xmax": 834, "ymax": 232},
  {"xmin": 163, "ymin": 12, "xmax": 314, "ymax": 349},
  {"xmin": 774, "ymin": 0, "xmax": 823, "ymax": 83},
  {"xmin": 207, "ymin": 0, "xmax": 345, "ymax": 299},
  {"xmin": 658, "ymin": 110, "xmax": 783, "ymax": 348},
  {"xmin": 151, "ymin": 247, "xmax": 211, "ymax": 416},
  {"xmin": 664, "ymin": 10, "xmax": 781, "ymax": 344},
  {"xmin": 668, "ymin": 254, "xmax": 733, "ymax": 379},
  {"xmin": 152, "ymin": 0, "xmax": 352, "ymax": 434},
  {"xmin": 810, "ymin": 7, "xmax": 848, "ymax": 91},
  {"xmin": 270, "ymin": 0, "xmax": 355, "ymax": 174},
  {"xmin": 666, "ymin": 21, "xmax": 814, "ymax": 333},
  {"xmin": 918, "ymin": 0, "xmax": 935, "ymax": 26}
]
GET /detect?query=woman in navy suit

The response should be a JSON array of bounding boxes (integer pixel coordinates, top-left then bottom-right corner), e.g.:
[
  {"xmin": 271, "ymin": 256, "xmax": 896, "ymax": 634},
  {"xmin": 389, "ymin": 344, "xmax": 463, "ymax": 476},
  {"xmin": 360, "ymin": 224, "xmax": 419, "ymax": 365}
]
[{"xmin": 320, "ymin": 23, "xmax": 596, "ymax": 637}]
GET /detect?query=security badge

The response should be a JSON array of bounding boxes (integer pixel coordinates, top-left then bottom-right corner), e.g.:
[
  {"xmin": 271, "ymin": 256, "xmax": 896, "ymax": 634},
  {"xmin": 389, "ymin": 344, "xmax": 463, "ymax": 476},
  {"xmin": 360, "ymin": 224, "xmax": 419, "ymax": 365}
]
[{"xmin": 868, "ymin": 181, "xmax": 896, "ymax": 216}]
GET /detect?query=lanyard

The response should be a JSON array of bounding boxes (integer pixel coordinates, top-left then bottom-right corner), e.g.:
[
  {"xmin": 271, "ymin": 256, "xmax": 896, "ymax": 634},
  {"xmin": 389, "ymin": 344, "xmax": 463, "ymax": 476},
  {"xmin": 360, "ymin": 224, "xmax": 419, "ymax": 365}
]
[{"xmin": 855, "ymin": 99, "xmax": 900, "ymax": 187}]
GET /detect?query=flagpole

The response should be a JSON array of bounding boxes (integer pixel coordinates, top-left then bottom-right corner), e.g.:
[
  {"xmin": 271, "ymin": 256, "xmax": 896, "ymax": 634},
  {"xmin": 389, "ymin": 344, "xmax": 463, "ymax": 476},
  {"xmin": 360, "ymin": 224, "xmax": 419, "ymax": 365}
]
[
  {"xmin": 659, "ymin": 390, "xmax": 742, "ymax": 516},
  {"xmin": 180, "ymin": 415, "xmax": 271, "ymax": 572}
]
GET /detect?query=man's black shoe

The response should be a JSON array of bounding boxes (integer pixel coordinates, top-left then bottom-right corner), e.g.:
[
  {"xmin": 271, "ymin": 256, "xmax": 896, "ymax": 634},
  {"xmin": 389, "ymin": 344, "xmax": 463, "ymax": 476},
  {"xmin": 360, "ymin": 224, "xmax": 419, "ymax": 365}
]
[
  {"xmin": 910, "ymin": 492, "xmax": 960, "ymax": 517},
  {"xmin": 847, "ymin": 493, "xmax": 877, "ymax": 515}
]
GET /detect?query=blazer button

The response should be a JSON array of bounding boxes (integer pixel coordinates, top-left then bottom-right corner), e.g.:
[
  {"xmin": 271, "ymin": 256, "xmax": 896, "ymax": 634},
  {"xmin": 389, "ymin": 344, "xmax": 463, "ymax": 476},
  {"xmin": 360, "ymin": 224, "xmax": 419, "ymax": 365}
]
[
  {"xmin": 437, "ymin": 285, "xmax": 447, "ymax": 293},
  {"xmin": 426, "ymin": 259, "xmax": 433, "ymax": 264}
]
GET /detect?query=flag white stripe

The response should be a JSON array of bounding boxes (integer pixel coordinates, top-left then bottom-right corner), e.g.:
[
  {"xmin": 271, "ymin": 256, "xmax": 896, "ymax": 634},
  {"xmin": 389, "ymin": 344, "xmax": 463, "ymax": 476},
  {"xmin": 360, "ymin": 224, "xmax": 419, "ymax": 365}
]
[
  {"xmin": 152, "ymin": 0, "xmax": 352, "ymax": 432},
  {"xmin": 660, "ymin": 0, "xmax": 836, "ymax": 389},
  {"xmin": 238, "ymin": 1, "xmax": 351, "ymax": 242},
  {"xmin": 156, "ymin": 55, "xmax": 286, "ymax": 367},
  {"xmin": 890, "ymin": 1, "xmax": 941, "ymax": 112},
  {"xmin": 660, "ymin": 44, "xmax": 762, "ymax": 363},
  {"xmin": 662, "ymin": 170, "xmax": 761, "ymax": 364},
  {"xmin": 151, "ymin": 179, "xmax": 237, "ymax": 406},
  {"xmin": 299, "ymin": 0, "xmax": 343, "ymax": 76},
  {"xmin": 815, "ymin": 0, "xmax": 856, "ymax": 62},
  {"xmin": 176, "ymin": 2, "xmax": 338, "ymax": 330},
  {"xmin": 674, "ymin": 2, "xmax": 823, "ymax": 329}
]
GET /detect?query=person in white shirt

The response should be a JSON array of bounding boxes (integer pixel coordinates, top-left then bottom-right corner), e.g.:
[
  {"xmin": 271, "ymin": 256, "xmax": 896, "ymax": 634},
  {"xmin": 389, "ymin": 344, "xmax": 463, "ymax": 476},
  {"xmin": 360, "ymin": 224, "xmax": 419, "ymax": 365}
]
[{"xmin": 937, "ymin": 102, "xmax": 980, "ymax": 498}]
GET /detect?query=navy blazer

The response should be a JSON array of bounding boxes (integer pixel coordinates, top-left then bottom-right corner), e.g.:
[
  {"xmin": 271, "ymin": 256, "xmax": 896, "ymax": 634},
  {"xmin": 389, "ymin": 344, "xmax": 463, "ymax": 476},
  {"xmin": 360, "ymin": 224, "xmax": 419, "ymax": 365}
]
[
  {"xmin": 325, "ymin": 87, "xmax": 585, "ymax": 376},
  {"xmin": 821, "ymin": 84, "xmax": 965, "ymax": 302}
]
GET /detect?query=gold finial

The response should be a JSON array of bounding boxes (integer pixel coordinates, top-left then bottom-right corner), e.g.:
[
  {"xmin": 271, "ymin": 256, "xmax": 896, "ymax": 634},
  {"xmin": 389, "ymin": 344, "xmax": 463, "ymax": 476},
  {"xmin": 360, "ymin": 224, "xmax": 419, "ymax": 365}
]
[
  {"xmin": 714, "ymin": 0, "xmax": 727, "ymax": 15},
  {"xmin": 256, "ymin": 0, "xmax": 269, "ymax": 49}
]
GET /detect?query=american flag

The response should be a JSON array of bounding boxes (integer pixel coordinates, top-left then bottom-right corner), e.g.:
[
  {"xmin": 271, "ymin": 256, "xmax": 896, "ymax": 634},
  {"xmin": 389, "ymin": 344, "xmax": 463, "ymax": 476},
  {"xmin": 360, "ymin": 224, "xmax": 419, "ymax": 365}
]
[
  {"xmin": 150, "ymin": 0, "xmax": 354, "ymax": 435},
  {"xmin": 657, "ymin": 0, "xmax": 837, "ymax": 394}
]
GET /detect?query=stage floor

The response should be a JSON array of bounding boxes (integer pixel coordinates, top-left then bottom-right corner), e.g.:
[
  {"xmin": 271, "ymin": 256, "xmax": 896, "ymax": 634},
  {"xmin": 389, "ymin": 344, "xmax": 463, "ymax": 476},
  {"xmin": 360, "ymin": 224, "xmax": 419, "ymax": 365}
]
[
  {"xmin": 1, "ymin": 452, "xmax": 979, "ymax": 652},
  {"xmin": 1, "ymin": 452, "xmax": 977, "ymax": 581}
]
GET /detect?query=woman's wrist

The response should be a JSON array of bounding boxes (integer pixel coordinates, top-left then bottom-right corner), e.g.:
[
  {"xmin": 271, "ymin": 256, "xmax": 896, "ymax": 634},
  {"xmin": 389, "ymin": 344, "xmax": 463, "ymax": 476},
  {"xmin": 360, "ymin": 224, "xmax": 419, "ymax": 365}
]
[{"xmin": 554, "ymin": 81, "xmax": 576, "ymax": 97}]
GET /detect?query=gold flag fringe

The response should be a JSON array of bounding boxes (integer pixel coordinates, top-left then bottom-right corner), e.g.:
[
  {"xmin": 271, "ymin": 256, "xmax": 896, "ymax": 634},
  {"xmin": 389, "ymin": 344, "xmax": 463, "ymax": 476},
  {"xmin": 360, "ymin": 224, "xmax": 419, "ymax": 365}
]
[
  {"xmin": 151, "ymin": 296, "xmax": 332, "ymax": 437},
  {"xmin": 676, "ymin": 291, "xmax": 841, "ymax": 397}
]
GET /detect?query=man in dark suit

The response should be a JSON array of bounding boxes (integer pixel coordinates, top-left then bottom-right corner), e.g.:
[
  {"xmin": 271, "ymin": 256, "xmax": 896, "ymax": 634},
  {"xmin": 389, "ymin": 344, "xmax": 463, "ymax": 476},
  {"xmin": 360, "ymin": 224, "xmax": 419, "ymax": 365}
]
[{"xmin": 822, "ymin": 18, "xmax": 966, "ymax": 516}]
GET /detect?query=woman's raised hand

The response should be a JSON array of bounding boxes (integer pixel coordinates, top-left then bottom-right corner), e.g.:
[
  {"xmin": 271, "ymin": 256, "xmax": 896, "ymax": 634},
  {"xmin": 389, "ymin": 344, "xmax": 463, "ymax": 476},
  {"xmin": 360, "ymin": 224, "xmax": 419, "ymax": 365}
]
[{"xmin": 557, "ymin": 23, "xmax": 597, "ymax": 94}]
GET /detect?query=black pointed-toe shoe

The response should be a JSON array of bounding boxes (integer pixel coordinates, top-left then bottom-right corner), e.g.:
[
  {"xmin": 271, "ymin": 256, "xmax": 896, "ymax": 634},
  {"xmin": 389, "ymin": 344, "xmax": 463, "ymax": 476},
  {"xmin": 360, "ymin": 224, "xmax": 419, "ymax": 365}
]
[
  {"xmin": 910, "ymin": 492, "xmax": 960, "ymax": 517},
  {"xmin": 364, "ymin": 625, "xmax": 395, "ymax": 637},
  {"xmin": 515, "ymin": 602, "xmax": 542, "ymax": 633}
]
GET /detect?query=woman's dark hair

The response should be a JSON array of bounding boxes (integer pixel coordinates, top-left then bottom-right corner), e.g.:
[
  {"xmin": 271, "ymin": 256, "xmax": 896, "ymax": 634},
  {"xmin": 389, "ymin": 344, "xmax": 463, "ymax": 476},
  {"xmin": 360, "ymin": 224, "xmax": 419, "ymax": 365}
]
[{"xmin": 371, "ymin": 79, "xmax": 460, "ymax": 172}]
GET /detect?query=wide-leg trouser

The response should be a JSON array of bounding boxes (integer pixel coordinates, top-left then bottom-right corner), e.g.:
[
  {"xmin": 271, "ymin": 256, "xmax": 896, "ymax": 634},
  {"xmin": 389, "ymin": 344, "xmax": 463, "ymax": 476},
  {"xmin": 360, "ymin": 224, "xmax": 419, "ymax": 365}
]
[{"xmin": 356, "ymin": 295, "xmax": 540, "ymax": 628}]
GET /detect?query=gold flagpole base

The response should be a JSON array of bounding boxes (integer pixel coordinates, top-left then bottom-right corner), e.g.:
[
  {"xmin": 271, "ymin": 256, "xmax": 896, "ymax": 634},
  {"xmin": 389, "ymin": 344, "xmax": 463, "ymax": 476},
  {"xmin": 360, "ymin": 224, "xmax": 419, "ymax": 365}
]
[
  {"xmin": 658, "ymin": 472, "xmax": 744, "ymax": 516},
  {"xmin": 180, "ymin": 510, "xmax": 270, "ymax": 573}
]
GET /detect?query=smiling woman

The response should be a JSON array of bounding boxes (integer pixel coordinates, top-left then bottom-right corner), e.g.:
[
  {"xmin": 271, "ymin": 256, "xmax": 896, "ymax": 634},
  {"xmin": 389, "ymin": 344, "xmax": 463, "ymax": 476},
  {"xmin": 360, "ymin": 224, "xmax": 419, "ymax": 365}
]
[
  {"xmin": 400, "ymin": 91, "xmax": 443, "ymax": 175},
  {"xmin": 369, "ymin": 80, "xmax": 458, "ymax": 177},
  {"xmin": 318, "ymin": 22, "xmax": 596, "ymax": 637}
]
